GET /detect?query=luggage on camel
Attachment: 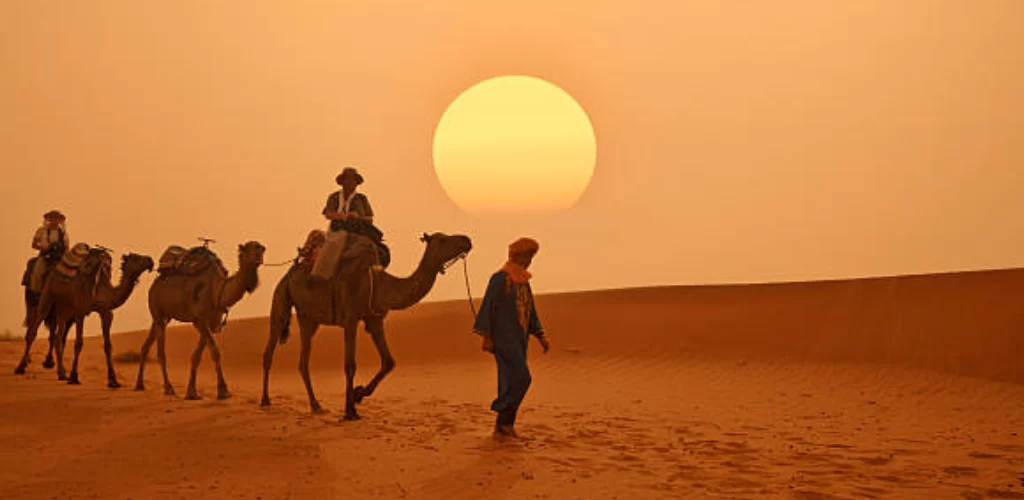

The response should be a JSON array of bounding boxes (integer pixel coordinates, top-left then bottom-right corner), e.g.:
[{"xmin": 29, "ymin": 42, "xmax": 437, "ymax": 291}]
[{"xmin": 157, "ymin": 245, "xmax": 227, "ymax": 276}]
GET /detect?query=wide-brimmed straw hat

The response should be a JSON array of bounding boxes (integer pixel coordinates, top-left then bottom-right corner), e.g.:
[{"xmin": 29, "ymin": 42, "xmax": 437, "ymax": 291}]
[
  {"xmin": 43, "ymin": 210, "xmax": 65, "ymax": 221},
  {"xmin": 335, "ymin": 166, "xmax": 364, "ymax": 186}
]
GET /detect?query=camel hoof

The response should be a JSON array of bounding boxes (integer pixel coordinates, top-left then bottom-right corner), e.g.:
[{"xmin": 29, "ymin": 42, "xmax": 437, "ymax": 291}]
[
  {"xmin": 42, "ymin": 359, "xmax": 55, "ymax": 369},
  {"xmin": 342, "ymin": 412, "xmax": 361, "ymax": 421},
  {"xmin": 353, "ymin": 385, "xmax": 368, "ymax": 404},
  {"xmin": 107, "ymin": 381, "xmax": 121, "ymax": 389},
  {"xmin": 217, "ymin": 391, "xmax": 232, "ymax": 400},
  {"xmin": 311, "ymin": 406, "xmax": 329, "ymax": 415},
  {"xmin": 67, "ymin": 377, "xmax": 81, "ymax": 385},
  {"xmin": 185, "ymin": 393, "xmax": 202, "ymax": 401},
  {"xmin": 164, "ymin": 387, "xmax": 176, "ymax": 396},
  {"xmin": 134, "ymin": 383, "xmax": 145, "ymax": 391},
  {"xmin": 260, "ymin": 397, "xmax": 271, "ymax": 407},
  {"xmin": 13, "ymin": 365, "xmax": 26, "ymax": 375},
  {"xmin": 57, "ymin": 373, "xmax": 67, "ymax": 381}
]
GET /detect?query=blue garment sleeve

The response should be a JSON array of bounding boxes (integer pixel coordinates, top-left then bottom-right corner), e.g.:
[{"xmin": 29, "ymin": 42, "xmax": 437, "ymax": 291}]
[
  {"xmin": 528, "ymin": 287, "xmax": 544, "ymax": 337},
  {"xmin": 473, "ymin": 272, "xmax": 505, "ymax": 335}
]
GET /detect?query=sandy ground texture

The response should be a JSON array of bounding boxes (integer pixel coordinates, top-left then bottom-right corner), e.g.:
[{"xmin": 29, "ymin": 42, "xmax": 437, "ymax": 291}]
[{"xmin": 2, "ymin": 268, "xmax": 1024, "ymax": 499}]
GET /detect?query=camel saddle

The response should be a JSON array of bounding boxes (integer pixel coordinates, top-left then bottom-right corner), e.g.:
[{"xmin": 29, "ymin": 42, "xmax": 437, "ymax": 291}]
[
  {"xmin": 54, "ymin": 244, "xmax": 112, "ymax": 280},
  {"xmin": 298, "ymin": 229, "xmax": 388, "ymax": 274},
  {"xmin": 158, "ymin": 245, "xmax": 227, "ymax": 276},
  {"xmin": 54, "ymin": 243, "xmax": 91, "ymax": 279},
  {"xmin": 328, "ymin": 220, "xmax": 392, "ymax": 269}
]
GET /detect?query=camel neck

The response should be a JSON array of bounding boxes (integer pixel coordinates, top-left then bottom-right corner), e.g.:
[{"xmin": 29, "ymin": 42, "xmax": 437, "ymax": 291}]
[
  {"xmin": 217, "ymin": 262, "xmax": 259, "ymax": 309},
  {"xmin": 376, "ymin": 252, "xmax": 440, "ymax": 311},
  {"xmin": 97, "ymin": 268, "xmax": 141, "ymax": 310}
]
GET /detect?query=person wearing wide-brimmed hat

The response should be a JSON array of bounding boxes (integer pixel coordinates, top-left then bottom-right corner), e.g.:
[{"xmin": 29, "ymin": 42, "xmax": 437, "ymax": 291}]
[
  {"xmin": 312, "ymin": 167, "xmax": 377, "ymax": 280},
  {"xmin": 28, "ymin": 210, "xmax": 70, "ymax": 292},
  {"xmin": 473, "ymin": 237, "xmax": 550, "ymax": 439}
]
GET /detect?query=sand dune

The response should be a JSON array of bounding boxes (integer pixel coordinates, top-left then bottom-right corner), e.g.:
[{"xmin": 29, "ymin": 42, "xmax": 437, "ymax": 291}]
[{"xmin": 2, "ymin": 268, "xmax": 1023, "ymax": 499}]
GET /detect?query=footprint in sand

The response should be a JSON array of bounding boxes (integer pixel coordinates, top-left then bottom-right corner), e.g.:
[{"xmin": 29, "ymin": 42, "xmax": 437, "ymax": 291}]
[
  {"xmin": 967, "ymin": 451, "xmax": 1004, "ymax": 460},
  {"xmin": 538, "ymin": 456, "xmax": 576, "ymax": 469},
  {"xmin": 792, "ymin": 491, "xmax": 847, "ymax": 500},
  {"xmin": 983, "ymin": 490, "xmax": 1024, "ymax": 499},
  {"xmin": 721, "ymin": 441, "xmax": 758, "ymax": 454},
  {"xmin": 873, "ymin": 473, "xmax": 927, "ymax": 487},
  {"xmin": 942, "ymin": 465, "xmax": 979, "ymax": 477},
  {"xmin": 708, "ymin": 476, "xmax": 766, "ymax": 496},
  {"xmin": 988, "ymin": 443, "xmax": 1024, "ymax": 453},
  {"xmin": 854, "ymin": 485, "xmax": 891, "ymax": 498},
  {"xmin": 824, "ymin": 443, "xmax": 854, "ymax": 450}
]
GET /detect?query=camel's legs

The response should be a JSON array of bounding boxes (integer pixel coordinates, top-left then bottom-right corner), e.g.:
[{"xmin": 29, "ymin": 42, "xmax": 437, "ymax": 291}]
[
  {"xmin": 297, "ymin": 321, "xmax": 321, "ymax": 412},
  {"xmin": 58, "ymin": 319, "xmax": 70, "ymax": 353},
  {"xmin": 52, "ymin": 312, "xmax": 70, "ymax": 381},
  {"xmin": 135, "ymin": 319, "xmax": 162, "ymax": 391},
  {"xmin": 67, "ymin": 318, "xmax": 85, "ymax": 385},
  {"xmin": 184, "ymin": 333, "xmax": 209, "ymax": 400},
  {"xmin": 156, "ymin": 323, "xmax": 173, "ymax": 395},
  {"xmin": 204, "ymin": 328, "xmax": 231, "ymax": 400},
  {"xmin": 343, "ymin": 323, "xmax": 360, "ymax": 421},
  {"xmin": 99, "ymin": 310, "xmax": 120, "ymax": 388},
  {"xmin": 353, "ymin": 317, "xmax": 395, "ymax": 404},
  {"xmin": 15, "ymin": 293, "xmax": 52, "ymax": 374},
  {"xmin": 261, "ymin": 323, "xmax": 283, "ymax": 407},
  {"xmin": 42, "ymin": 317, "xmax": 57, "ymax": 369},
  {"xmin": 28, "ymin": 294, "xmax": 58, "ymax": 369}
]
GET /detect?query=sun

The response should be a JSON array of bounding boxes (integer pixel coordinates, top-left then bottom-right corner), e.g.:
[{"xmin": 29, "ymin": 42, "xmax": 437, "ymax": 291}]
[{"xmin": 432, "ymin": 75, "xmax": 597, "ymax": 215}]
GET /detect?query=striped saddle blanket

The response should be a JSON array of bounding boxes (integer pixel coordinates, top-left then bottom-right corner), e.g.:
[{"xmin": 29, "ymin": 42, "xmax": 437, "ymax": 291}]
[{"xmin": 55, "ymin": 244, "xmax": 111, "ymax": 280}]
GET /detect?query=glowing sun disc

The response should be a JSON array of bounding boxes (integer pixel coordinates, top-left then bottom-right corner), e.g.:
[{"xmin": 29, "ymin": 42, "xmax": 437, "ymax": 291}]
[{"xmin": 432, "ymin": 75, "xmax": 597, "ymax": 215}]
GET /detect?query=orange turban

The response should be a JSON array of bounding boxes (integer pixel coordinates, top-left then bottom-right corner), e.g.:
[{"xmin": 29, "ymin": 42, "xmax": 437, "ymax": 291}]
[{"xmin": 508, "ymin": 237, "xmax": 539, "ymax": 259}]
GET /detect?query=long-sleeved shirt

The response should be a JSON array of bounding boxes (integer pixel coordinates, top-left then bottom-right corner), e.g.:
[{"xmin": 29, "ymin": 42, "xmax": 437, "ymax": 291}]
[
  {"xmin": 32, "ymin": 225, "xmax": 69, "ymax": 253},
  {"xmin": 473, "ymin": 271, "xmax": 544, "ymax": 341}
]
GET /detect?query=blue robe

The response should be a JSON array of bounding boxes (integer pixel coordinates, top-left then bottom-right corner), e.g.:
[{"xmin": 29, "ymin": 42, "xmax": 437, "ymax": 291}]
[{"xmin": 473, "ymin": 271, "xmax": 544, "ymax": 425}]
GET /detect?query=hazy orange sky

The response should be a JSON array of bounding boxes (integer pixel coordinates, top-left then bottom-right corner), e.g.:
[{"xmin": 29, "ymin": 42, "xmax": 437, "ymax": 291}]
[{"xmin": 2, "ymin": 1, "xmax": 1022, "ymax": 336}]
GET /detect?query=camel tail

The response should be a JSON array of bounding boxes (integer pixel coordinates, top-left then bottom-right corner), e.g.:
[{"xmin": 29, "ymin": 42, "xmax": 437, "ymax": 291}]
[{"xmin": 270, "ymin": 274, "xmax": 294, "ymax": 345}]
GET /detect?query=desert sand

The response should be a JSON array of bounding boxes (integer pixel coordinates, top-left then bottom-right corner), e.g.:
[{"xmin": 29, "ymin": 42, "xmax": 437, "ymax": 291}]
[{"xmin": 2, "ymin": 268, "xmax": 1023, "ymax": 499}]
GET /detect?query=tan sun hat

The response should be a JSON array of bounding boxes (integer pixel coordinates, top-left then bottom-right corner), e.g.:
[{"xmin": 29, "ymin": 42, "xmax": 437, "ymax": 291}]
[{"xmin": 335, "ymin": 166, "xmax": 364, "ymax": 186}]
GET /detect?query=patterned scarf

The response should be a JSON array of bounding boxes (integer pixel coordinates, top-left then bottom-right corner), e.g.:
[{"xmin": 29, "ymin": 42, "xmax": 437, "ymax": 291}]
[
  {"xmin": 502, "ymin": 237, "xmax": 539, "ymax": 334},
  {"xmin": 501, "ymin": 261, "xmax": 532, "ymax": 334}
]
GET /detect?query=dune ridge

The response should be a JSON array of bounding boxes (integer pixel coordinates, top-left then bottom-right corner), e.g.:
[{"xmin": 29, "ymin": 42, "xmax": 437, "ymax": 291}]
[{"xmin": 111, "ymin": 265, "xmax": 1023, "ymax": 384}]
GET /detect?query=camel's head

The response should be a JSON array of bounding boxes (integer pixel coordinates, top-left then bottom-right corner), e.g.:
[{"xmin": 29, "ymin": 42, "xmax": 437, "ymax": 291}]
[
  {"xmin": 238, "ymin": 241, "xmax": 266, "ymax": 268},
  {"xmin": 121, "ymin": 253, "xmax": 155, "ymax": 277},
  {"xmin": 420, "ymin": 232, "xmax": 473, "ymax": 272}
]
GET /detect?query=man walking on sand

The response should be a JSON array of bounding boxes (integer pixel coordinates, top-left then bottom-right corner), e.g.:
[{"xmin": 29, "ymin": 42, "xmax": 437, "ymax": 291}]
[{"xmin": 473, "ymin": 237, "xmax": 550, "ymax": 439}]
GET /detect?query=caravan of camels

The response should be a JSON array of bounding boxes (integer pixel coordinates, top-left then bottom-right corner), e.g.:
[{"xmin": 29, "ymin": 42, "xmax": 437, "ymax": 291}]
[{"xmin": 14, "ymin": 168, "xmax": 475, "ymax": 423}]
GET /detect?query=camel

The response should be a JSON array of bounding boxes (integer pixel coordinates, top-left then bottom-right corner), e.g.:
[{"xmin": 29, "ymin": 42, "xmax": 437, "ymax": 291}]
[
  {"xmin": 135, "ymin": 241, "xmax": 266, "ymax": 400},
  {"xmin": 15, "ymin": 247, "xmax": 155, "ymax": 388},
  {"xmin": 262, "ymin": 231, "xmax": 472, "ymax": 421}
]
